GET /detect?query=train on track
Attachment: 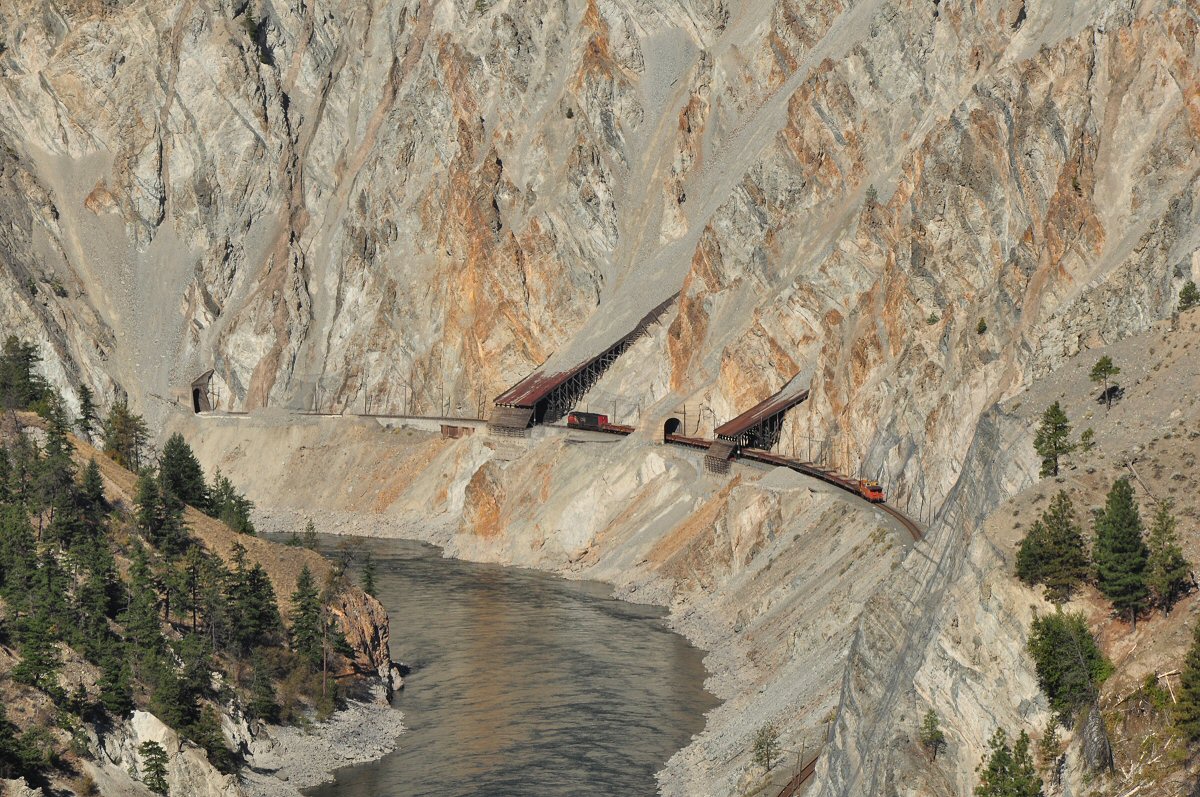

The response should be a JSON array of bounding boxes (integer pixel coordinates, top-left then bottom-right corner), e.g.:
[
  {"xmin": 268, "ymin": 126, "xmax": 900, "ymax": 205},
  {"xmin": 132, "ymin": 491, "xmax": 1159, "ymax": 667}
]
[
  {"xmin": 565, "ymin": 412, "xmax": 634, "ymax": 435},
  {"xmin": 739, "ymin": 448, "xmax": 887, "ymax": 503}
]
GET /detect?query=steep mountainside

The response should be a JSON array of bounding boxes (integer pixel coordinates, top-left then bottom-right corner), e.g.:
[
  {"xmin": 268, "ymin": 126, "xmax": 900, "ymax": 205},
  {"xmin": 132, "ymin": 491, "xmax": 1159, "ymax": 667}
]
[{"xmin": 2, "ymin": 0, "xmax": 1199, "ymax": 794}]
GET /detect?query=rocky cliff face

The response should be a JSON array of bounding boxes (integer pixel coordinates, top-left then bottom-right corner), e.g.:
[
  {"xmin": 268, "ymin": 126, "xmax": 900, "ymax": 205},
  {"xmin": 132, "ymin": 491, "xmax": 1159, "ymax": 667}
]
[{"xmin": 3, "ymin": 0, "xmax": 1200, "ymax": 794}]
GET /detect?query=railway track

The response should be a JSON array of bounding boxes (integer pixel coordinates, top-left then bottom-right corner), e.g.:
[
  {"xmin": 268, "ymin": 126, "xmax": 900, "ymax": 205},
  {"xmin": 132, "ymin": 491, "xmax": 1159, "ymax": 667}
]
[
  {"xmin": 775, "ymin": 755, "xmax": 819, "ymax": 797},
  {"xmin": 877, "ymin": 501, "xmax": 923, "ymax": 542},
  {"xmin": 665, "ymin": 438, "xmax": 923, "ymax": 542},
  {"xmin": 201, "ymin": 410, "xmax": 922, "ymax": 541}
]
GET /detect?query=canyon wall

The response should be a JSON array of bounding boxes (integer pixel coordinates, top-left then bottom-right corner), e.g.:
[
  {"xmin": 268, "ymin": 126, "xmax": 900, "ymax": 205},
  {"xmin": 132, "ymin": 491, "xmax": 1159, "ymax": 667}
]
[{"xmin": 3, "ymin": 0, "xmax": 1200, "ymax": 793}]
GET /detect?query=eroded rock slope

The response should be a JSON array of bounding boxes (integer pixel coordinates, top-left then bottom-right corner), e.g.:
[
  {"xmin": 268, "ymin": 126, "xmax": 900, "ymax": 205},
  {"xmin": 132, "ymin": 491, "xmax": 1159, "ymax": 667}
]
[{"xmin": 3, "ymin": 0, "xmax": 1200, "ymax": 794}]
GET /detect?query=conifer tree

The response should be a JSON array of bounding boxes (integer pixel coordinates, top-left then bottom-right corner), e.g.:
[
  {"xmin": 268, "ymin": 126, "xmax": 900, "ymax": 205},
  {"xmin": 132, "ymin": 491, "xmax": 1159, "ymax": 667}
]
[
  {"xmin": 12, "ymin": 606, "xmax": 60, "ymax": 693},
  {"xmin": 98, "ymin": 647, "xmax": 134, "ymax": 717},
  {"xmin": 208, "ymin": 471, "xmax": 255, "ymax": 535},
  {"xmin": 148, "ymin": 653, "xmax": 189, "ymax": 729},
  {"xmin": 1094, "ymin": 479, "xmax": 1149, "ymax": 627},
  {"xmin": 752, "ymin": 723, "xmax": 781, "ymax": 772},
  {"xmin": 975, "ymin": 728, "xmax": 1041, "ymax": 797},
  {"xmin": 0, "ymin": 447, "xmax": 10, "ymax": 506},
  {"xmin": 74, "ymin": 546, "xmax": 120, "ymax": 658},
  {"xmin": 123, "ymin": 543, "xmax": 163, "ymax": 657},
  {"xmin": 1090, "ymin": 356, "xmax": 1121, "ymax": 409},
  {"xmin": 225, "ymin": 545, "xmax": 282, "ymax": 656},
  {"xmin": 101, "ymin": 399, "xmax": 149, "ymax": 471},
  {"xmin": 1027, "ymin": 610, "xmax": 1111, "ymax": 724},
  {"xmin": 79, "ymin": 458, "xmax": 106, "ymax": 528},
  {"xmin": 76, "ymin": 384, "xmax": 97, "ymax": 441},
  {"xmin": 919, "ymin": 709, "xmax": 945, "ymax": 761},
  {"xmin": 0, "ymin": 336, "xmax": 49, "ymax": 410},
  {"xmin": 289, "ymin": 565, "xmax": 323, "ymax": 667},
  {"xmin": 159, "ymin": 433, "xmax": 208, "ymax": 511},
  {"xmin": 199, "ymin": 555, "xmax": 232, "ymax": 653},
  {"xmin": 361, "ymin": 551, "xmax": 377, "ymax": 597},
  {"xmin": 0, "ymin": 506, "xmax": 38, "ymax": 610},
  {"xmin": 1037, "ymin": 492, "xmax": 1088, "ymax": 603},
  {"xmin": 301, "ymin": 518, "xmax": 318, "ymax": 549},
  {"xmin": 0, "ymin": 704, "xmax": 23, "ymax": 779},
  {"xmin": 39, "ymin": 395, "xmax": 80, "ymax": 543},
  {"xmin": 135, "ymin": 469, "xmax": 164, "ymax": 541},
  {"xmin": 1175, "ymin": 621, "xmax": 1200, "ymax": 741},
  {"xmin": 247, "ymin": 651, "xmax": 280, "ymax": 723},
  {"xmin": 1016, "ymin": 520, "xmax": 1051, "ymax": 586},
  {"xmin": 138, "ymin": 740, "xmax": 170, "ymax": 795},
  {"xmin": 1016, "ymin": 492, "xmax": 1089, "ymax": 603},
  {"xmin": 191, "ymin": 705, "xmax": 235, "ymax": 773},
  {"xmin": 1146, "ymin": 499, "xmax": 1190, "ymax": 614},
  {"xmin": 1033, "ymin": 402, "xmax": 1073, "ymax": 478},
  {"xmin": 1181, "ymin": 280, "xmax": 1200, "ymax": 312}
]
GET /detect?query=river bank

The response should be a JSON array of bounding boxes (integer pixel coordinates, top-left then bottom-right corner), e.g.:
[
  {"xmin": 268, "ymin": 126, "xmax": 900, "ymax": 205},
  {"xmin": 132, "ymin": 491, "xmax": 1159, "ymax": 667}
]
[
  {"xmin": 291, "ymin": 532, "xmax": 716, "ymax": 796},
  {"xmin": 242, "ymin": 683, "xmax": 402, "ymax": 797}
]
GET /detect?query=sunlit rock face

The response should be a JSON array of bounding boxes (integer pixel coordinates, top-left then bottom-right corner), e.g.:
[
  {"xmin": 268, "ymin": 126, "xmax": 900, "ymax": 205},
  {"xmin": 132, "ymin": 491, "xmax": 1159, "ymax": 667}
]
[{"xmin": 2, "ymin": 0, "xmax": 1198, "ymax": 793}]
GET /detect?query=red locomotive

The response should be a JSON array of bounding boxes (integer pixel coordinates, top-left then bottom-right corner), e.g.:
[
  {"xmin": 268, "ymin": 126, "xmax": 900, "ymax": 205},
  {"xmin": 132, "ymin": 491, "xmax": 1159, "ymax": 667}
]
[
  {"xmin": 566, "ymin": 412, "xmax": 634, "ymax": 436},
  {"xmin": 856, "ymin": 479, "xmax": 885, "ymax": 503},
  {"xmin": 567, "ymin": 411, "xmax": 609, "ymax": 430}
]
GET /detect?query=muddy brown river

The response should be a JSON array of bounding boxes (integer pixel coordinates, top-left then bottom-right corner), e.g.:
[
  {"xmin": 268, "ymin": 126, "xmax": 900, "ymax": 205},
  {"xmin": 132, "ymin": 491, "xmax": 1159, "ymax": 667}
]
[{"xmin": 301, "ymin": 535, "xmax": 718, "ymax": 797}]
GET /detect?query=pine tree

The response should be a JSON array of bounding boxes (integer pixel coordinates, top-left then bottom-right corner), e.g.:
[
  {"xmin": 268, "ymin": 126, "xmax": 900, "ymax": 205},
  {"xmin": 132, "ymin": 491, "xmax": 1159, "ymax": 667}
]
[
  {"xmin": 1094, "ymin": 479, "xmax": 1149, "ymax": 627},
  {"xmin": 159, "ymin": 433, "xmax": 208, "ymax": 511},
  {"xmin": 1180, "ymin": 280, "xmax": 1200, "ymax": 312},
  {"xmin": 289, "ymin": 565, "xmax": 323, "ymax": 667},
  {"xmin": 135, "ymin": 469, "xmax": 164, "ymax": 540},
  {"xmin": 0, "ymin": 506, "xmax": 39, "ymax": 611},
  {"xmin": 752, "ymin": 723, "xmax": 780, "ymax": 771},
  {"xmin": 361, "ymin": 551, "xmax": 377, "ymax": 597},
  {"xmin": 12, "ymin": 606, "xmax": 61, "ymax": 693},
  {"xmin": 1033, "ymin": 402, "xmax": 1073, "ymax": 478},
  {"xmin": 199, "ymin": 554, "xmax": 232, "ymax": 653},
  {"xmin": 1090, "ymin": 356, "xmax": 1121, "ymax": 409},
  {"xmin": 39, "ymin": 395, "xmax": 79, "ymax": 543},
  {"xmin": 225, "ymin": 547, "xmax": 282, "ymax": 657},
  {"xmin": 0, "ymin": 447, "xmax": 10, "ymax": 506},
  {"xmin": 189, "ymin": 705, "xmax": 235, "ymax": 773},
  {"xmin": 1015, "ymin": 492, "xmax": 1089, "ymax": 603},
  {"xmin": 301, "ymin": 518, "xmax": 318, "ymax": 549},
  {"xmin": 101, "ymin": 400, "xmax": 149, "ymax": 471},
  {"xmin": 247, "ymin": 651, "xmax": 280, "ymax": 723},
  {"xmin": 138, "ymin": 740, "xmax": 170, "ymax": 795},
  {"xmin": 0, "ymin": 336, "xmax": 49, "ymax": 410},
  {"xmin": 1175, "ymin": 621, "xmax": 1200, "ymax": 741},
  {"xmin": 76, "ymin": 384, "xmax": 98, "ymax": 441},
  {"xmin": 1009, "ymin": 731, "xmax": 1041, "ymax": 797},
  {"xmin": 1016, "ymin": 520, "xmax": 1051, "ymax": 586},
  {"xmin": 1146, "ymin": 499, "xmax": 1190, "ymax": 614},
  {"xmin": 123, "ymin": 543, "xmax": 163, "ymax": 657},
  {"xmin": 919, "ymin": 709, "xmax": 945, "ymax": 761},
  {"xmin": 79, "ymin": 458, "xmax": 106, "ymax": 529},
  {"xmin": 975, "ymin": 728, "xmax": 1042, "ymax": 797},
  {"xmin": 1027, "ymin": 611, "xmax": 1111, "ymax": 724},
  {"xmin": 148, "ymin": 652, "xmax": 189, "ymax": 729},
  {"xmin": 1038, "ymin": 491, "xmax": 1089, "ymax": 603},
  {"xmin": 74, "ymin": 542, "xmax": 122, "ymax": 660},
  {"xmin": 207, "ymin": 471, "xmax": 255, "ymax": 535}
]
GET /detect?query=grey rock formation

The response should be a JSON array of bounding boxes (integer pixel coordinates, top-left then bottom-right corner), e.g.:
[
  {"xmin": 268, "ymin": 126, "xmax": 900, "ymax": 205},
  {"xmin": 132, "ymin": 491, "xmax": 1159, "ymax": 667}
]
[{"xmin": 2, "ymin": 0, "xmax": 1199, "ymax": 794}]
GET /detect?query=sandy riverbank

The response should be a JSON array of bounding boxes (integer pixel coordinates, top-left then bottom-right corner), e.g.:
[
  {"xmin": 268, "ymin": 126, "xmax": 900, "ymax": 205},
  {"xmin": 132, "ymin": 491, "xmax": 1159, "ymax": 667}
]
[{"xmin": 242, "ymin": 684, "xmax": 403, "ymax": 797}]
